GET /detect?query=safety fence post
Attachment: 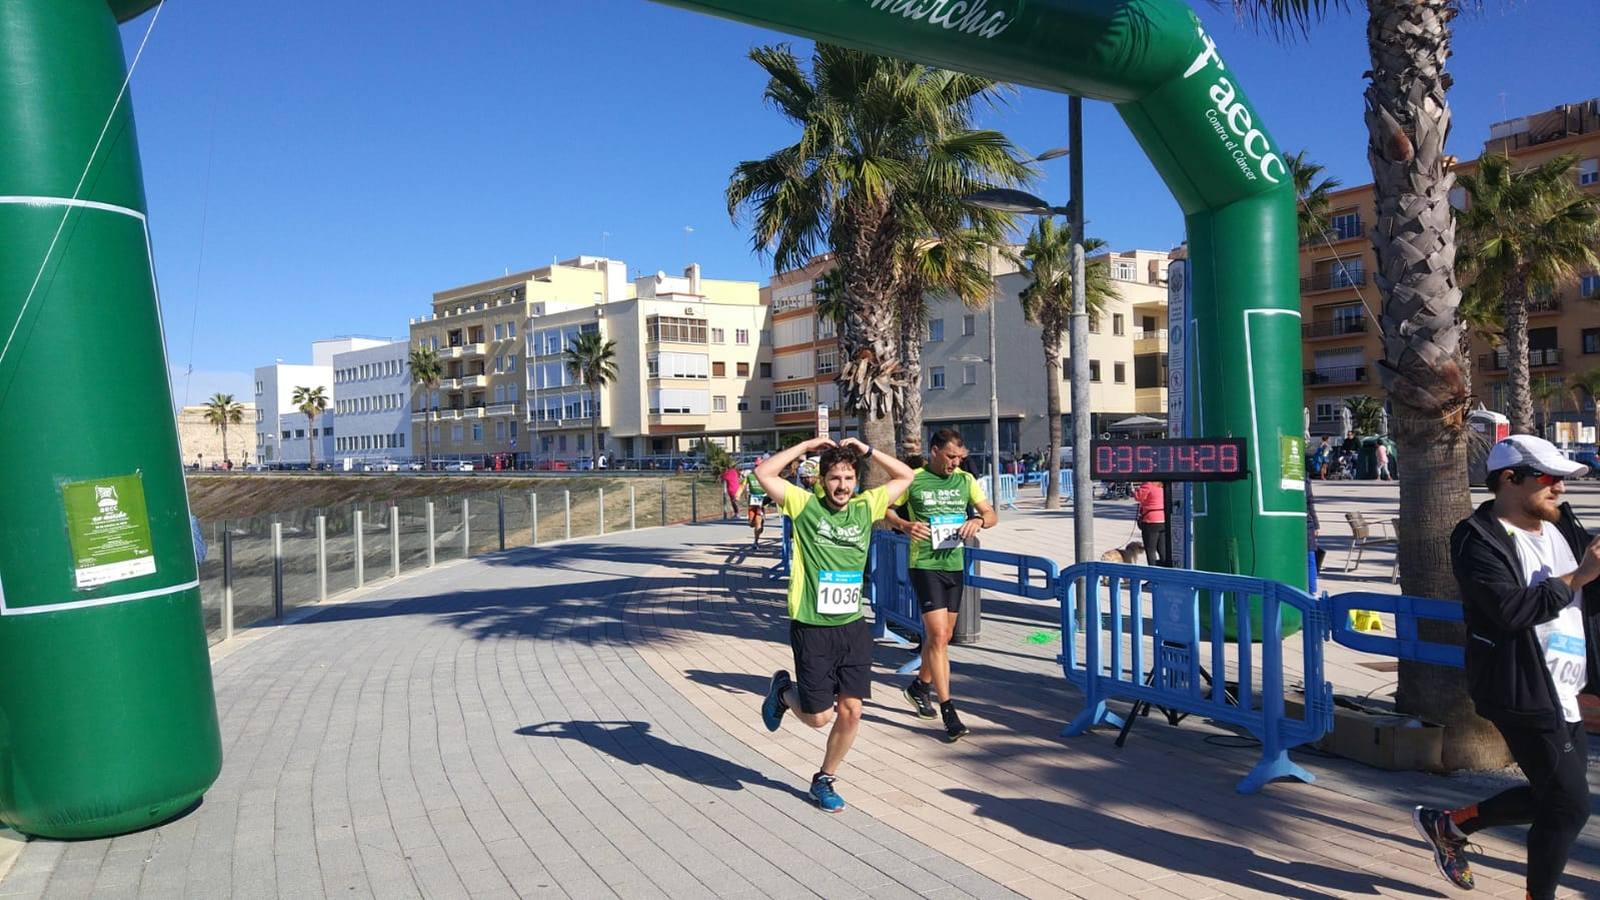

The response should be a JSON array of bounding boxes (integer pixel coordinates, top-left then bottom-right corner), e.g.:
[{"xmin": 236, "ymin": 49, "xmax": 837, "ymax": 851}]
[
  {"xmin": 660, "ymin": 478, "xmax": 668, "ymax": 525},
  {"xmin": 598, "ymin": 488, "xmax": 606, "ymax": 535},
  {"xmin": 497, "ymin": 492, "xmax": 506, "ymax": 551},
  {"xmin": 221, "ymin": 528, "xmax": 235, "ymax": 642},
  {"xmin": 272, "ymin": 519, "xmax": 284, "ymax": 620},
  {"xmin": 426, "ymin": 501, "xmax": 436, "ymax": 567},
  {"xmin": 564, "ymin": 490, "xmax": 571, "ymax": 541},
  {"xmin": 354, "ymin": 508, "xmax": 365, "ymax": 588},
  {"xmin": 529, "ymin": 492, "xmax": 538, "ymax": 546},
  {"xmin": 691, "ymin": 481, "xmax": 699, "ymax": 522},
  {"xmin": 389, "ymin": 505, "xmax": 400, "ymax": 577},
  {"xmin": 462, "ymin": 497, "xmax": 471, "ymax": 557},
  {"xmin": 629, "ymin": 485, "xmax": 636, "ymax": 531},
  {"xmin": 316, "ymin": 514, "xmax": 327, "ymax": 602}
]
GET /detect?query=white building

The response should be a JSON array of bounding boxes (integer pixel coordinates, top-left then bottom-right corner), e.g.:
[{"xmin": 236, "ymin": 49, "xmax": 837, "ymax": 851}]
[
  {"xmin": 330, "ymin": 340, "xmax": 411, "ymax": 467},
  {"xmin": 253, "ymin": 338, "xmax": 386, "ymax": 466}
]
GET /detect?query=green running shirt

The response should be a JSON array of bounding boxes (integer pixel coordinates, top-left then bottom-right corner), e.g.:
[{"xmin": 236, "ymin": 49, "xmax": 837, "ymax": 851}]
[
  {"xmin": 900, "ymin": 467, "xmax": 987, "ymax": 571},
  {"xmin": 780, "ymin": 485, "xmax": 891, "ymax": 625}
]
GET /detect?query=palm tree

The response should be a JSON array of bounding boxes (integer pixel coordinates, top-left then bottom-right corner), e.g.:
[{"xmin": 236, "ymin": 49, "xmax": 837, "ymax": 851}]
[
  {"xmin": 1343, "ymin": 395, "xmax": 1385, "ymax": 436},
  {"xmin": 201, "ymin": 392, "xmax": 244, "ymax": 467},
  {"xmin": 1017, "ymin": 221, "xmax": 1118, "ymax": 509},
  {"xmin": 1220, "ymin": 0, "xmax": 1495, "ymax": 767},
  {"xmin": 292, "ymin": 385, "xmax": 328, "ymax": 470},
  {"xmin": 409, "ymin": 345, "xmax": 443, "ymax": 471},
  {"xmin": 1457, "ymin": 153, "xmax": 1600, "ymax": 434},
  {"xmin": 564, "ymin": 331, "xmax": 618, "ymax": 465},
  {"xmin": 1287, "ymin": 150, "xmax": 1342, "ymax": 243},
  {"xmin": 726, "ymin": 44, "xmax": 1034, "ymax": 466},
  {"xmin": 1529, "ymin": 374, "xmax": 1561, "ymax": 440},
  {"xmin": 1567, "ymin": 369, "xmax": 1600, "ymax": 434}
]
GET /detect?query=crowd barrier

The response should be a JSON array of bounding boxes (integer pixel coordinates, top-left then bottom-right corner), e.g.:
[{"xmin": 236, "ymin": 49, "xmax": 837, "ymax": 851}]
[
  {"xmin": 850, "ymin": 531, "xmax": 1467, "ymax": 795},
  {"xmin": 1058, "ymin": 563, "xmax": 1334, "ymax": 794},
  {"xmin": 978, "ymin": 474, "xmax": 1020, "ymax": 510}
]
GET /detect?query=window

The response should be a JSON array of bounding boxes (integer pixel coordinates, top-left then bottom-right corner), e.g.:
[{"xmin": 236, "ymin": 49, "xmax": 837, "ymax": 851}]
[
  {"xmin": 1089, "ymin": 360, "xmax": 1101, "ymax": 382},
  {"xmin": 1329, "ymin": 211, "xmax": 1362, "ymax": 241},
  {"xmin": 758, "ymin": 362, "xmax": 772, "ymax": 378},
  {"xmin": 507, "ymin": 422, "xmax": 515, "ymax": 438},
  {"xmin": 775, "ymin": 389, "xmax": 810, "ymax": 413},
  {"xmin": 507, "ymin": 321, "xmax": 517, "ymax": 339},
  {"xmin": 494, "ymin": 324, "xmax": 504, "ymax": 341},
  {"xmin": 710, "ymin": 327, "xmax": 725, "ymax": 343},
  {"xmin": 760, "ymin": 396, "xmax": 772, "ymax": 411},
  {"xmin": 816, "ymin": 349, "xmax": 838, "ymax": 375},
  {"xmin": 736, "ymin": 328, "xmax": 750, "ymax": 345},
  {"xmin": 1114, "ymin": 260, "xmax": 1137, "ymax": 281},
  {"xmin": 929, "ymin": 366, "xmax": 946, "ymax": 390},
  {"xmin": 507, "ymin": 356, "xmax": 519, "ymax": 372},
  {"xmin": 712, "ymin": 361, "xmax": 726, "ymax": 377},
  {"xmin": 1314, "ymin": 398, "xmax": 1340, "ymax": 422},
  {"xmin": 1089, "ymin": 316, "xmax": 1101, "ymax": 335},
  {"xmin": 1580, "ymin": 158, "xmax": 1599, "ymax": 187},
  {"xmin": 737, "ymin": 362, "xmax": 750, "ymax": 378},
  {"xmin": 713, "ymin": 395, "xmax": 727, "ymax": 412},
  {"xmin": 295, "ymin": 429, "xmax": 305, "ymax": 439},
  {"xmin": 962, "ymin": 363, "xmax": 978, "ymax": 385},
  {"xmin": 1114, "ymin": 362, "xmax": 1127, "ymax": 384},
  {"xmin": 472, "ymin": 423, "xmax": 483, "ymax": 441},
  {"xmin": 962, "ymin": 314, "xmax": 976, "ymax": 336},
  {"xmin": 647, "ymin": 352, "xmax": 710, "ymax": 379},
  {"xmin": 495, "ymin": 420, "xmax": 506, "ymax": 439},
  {"xmin": 646, "ymin": 315, "xmax": 708, "ymax": 344},
  {"xmin": 928, "ymin": 319, "xmax": 945, "ymax": 343},
  {"xmin": 818, "ymin": 316, "xmax": 837, "ymax": 339},
  {"xmin": 1113, "ymin": 314, "xmax": 1125, "ymax": 336},
  {"xmin": 760, "ymin": 329, "xmax": 771, "ymax": 346},
  {"xmin": 1582, "ymin": 274, "xmax": 1600, "ymax": 299},
  {"xmin": 648, "ymin": 389, "xmax": 708, "ymax": 415},
  {"xmin": 737, "ymin": 397, "xmax": 749, "ymax": 412}
]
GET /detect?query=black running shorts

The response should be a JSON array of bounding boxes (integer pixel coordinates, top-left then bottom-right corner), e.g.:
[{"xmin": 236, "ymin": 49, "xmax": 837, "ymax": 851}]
[
  {"xmin": 910, "ymin": 567, "xmax": 964, "ymax": 614},
  {"xmin": 789, "ymin": 618, "xmax": 873, "ymax": 714}
]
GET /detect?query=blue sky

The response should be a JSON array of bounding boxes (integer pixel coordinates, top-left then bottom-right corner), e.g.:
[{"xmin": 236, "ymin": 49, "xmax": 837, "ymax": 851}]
[{"xmin": 114, "ymin": 0, "xmax": 1595, "ymax": 406}]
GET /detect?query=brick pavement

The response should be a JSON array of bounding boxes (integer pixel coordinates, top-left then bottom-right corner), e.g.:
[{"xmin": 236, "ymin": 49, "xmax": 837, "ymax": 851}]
[{"xmin": 3, "ymin": 481, "xmax": 1597, "ymax": 898}]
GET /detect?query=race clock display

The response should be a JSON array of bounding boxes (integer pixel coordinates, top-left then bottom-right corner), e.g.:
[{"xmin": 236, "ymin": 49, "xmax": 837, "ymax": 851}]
[{"xmin": 1091, "ymin": 438, "xmax": 1248, "ymax": 482}]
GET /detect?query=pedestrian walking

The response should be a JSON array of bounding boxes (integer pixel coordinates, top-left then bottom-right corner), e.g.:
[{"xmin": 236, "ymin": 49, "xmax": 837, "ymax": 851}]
[
  {"xmin": 1132, "ymin": 481, "xmax": 1169, "ymax": 566},
  {"xmin": 759, "ymin": 436, "xmax": 914, "ymax": 812},
  {"xmin": 1413, "ymin": 435, "xmax": 1599, "ymax": 899},
  {"xmin": 721, "ymin": 464, "xmax": 742, "ymax": 519},
  {"xmin": 1376, "ymin": 441, "xmax": 1391, "ymax": 481},
  {"xmin": 884, "ymin": 429, "xmax": 998, "ymax": 741}
]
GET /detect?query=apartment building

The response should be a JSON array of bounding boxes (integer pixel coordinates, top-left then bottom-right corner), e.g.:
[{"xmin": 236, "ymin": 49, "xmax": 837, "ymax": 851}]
[
  {"xmin": 767, "ymin": 255, "xmax": 845, "ymax": 442},
  {"xmin": 330, "ymin": 340, "xmax": 411, "ymax": 467},
  {"xmin": 253, "ymin": 338, "xmax": 384, "ymax": 464},
  {"xmin": 410, "ymin": 257, "xmax": 772, "ymax": 463},
  {"xmin": 1302, "ymin": 98, "xmax": 1600, "ymax": 438}
]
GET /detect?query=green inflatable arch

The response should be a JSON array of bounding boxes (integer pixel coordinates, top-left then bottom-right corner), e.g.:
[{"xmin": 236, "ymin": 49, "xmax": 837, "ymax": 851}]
[{"xmin": 0, "ymin": 0, "xmax": 1303, "ymax": 838}]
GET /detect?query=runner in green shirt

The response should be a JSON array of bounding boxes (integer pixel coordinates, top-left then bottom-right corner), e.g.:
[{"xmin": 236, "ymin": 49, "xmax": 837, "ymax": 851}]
[
  {"xmin": 740, "ymin": 466, "xmax": 771, "ymax": 547},
  {"xmin": 884, "ymin": 429, "xmax": 998, "ymax": 741},
  {"xmin": 757, "ymin": 435, "xmax": 914, "ymax": 813}
]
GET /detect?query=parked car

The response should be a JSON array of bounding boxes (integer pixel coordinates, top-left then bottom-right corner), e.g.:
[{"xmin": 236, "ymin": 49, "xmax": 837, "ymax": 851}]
[
  {"xmin": 446, "ymin": 460, "xmax": 476, "ymax": 472},
  {"xmin": 364, "ymin": 460, "xmax": 400, "ymax": 472}
]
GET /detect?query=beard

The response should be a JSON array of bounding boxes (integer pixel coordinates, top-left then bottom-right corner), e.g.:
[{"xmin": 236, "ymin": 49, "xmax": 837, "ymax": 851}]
[{"xmin": 1527, "ymin": 495, "xmax": 1562, "ymax": 523}]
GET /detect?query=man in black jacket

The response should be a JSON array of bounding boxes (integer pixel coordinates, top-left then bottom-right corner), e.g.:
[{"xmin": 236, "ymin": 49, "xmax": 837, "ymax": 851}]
[{"xmin": 1415, "ymin": 434, "xmax": 1600, "ymax": 898}]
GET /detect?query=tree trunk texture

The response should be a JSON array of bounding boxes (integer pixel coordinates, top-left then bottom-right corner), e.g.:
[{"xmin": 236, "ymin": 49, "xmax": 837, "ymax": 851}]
[
  {"xmin": 1366, "ymin": 0, "xmax": 1509, "ymax": 769},
  {"xmin": 1043, "ymin": 328, "xmax": 1063, "ymax": 510},
  {"xmin": 220, "ymin": 424, "xmax": 229, "ymax": 466},
  {"xmin": 1503, "ymin": 278, "xmax": 1534, "ymax": 434},
  {"xmin": 836, "ymin": 200, "xmax": 903, "ymax": 486},
  {"xmin": 897, "ymin": 287, "xmax": 925, "ymax": 460},
  {"xmin": 307, "ymin": 415, "xmax": 317, "ymax": 469}
]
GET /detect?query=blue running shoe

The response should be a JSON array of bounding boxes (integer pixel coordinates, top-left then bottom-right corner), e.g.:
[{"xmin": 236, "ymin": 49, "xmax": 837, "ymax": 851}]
[
  {"xmin": 762, "ymin": 670, "xmax": 791, "ymax": 732},
  {"xmin": 810, "ymin": 773, "xmax": 845, "ymax": 813}
]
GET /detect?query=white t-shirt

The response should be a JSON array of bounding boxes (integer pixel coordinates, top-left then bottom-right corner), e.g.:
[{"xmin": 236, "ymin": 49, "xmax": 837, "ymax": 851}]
[{"xmin": 1502, "ymin": 519, "xmax": 1588, "ymax": 723}]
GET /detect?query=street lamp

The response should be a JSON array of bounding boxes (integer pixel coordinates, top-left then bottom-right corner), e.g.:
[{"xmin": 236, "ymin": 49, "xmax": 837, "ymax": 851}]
[{"xmin": 963, "ymin": 97, "xmax": 1092, "ymax": 564}]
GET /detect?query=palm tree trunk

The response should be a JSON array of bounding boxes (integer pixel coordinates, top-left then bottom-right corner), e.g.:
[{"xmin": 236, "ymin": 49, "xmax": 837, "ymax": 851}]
[
  {"xmin": 1043, "ymin": 331, "xmax": 1063, "ymax": 510},
  {"xmin": 307, "ymin": 414, "xmax": 316, "ymax": 469},
  {"xmin": 425, "ymin": 408, "xmax": 434, "ymax": 470},
  {"xmin": 1366, "ymin": 0, "xmax": 1508, "ymax": 769},
  {"xmin": 220, "ymin": 423, "xmax": 229, "ymax": 467},
  {"xmin": 837, "ymin": 201, "xmax": 903, "ymax": 484},
  {"xmin": 1503, "ymin": 282, "xmax": 1534, "ymax": 434},
  {"xmin": 898, "ymin": 293, "xmax": 925, "ymax": 459}
]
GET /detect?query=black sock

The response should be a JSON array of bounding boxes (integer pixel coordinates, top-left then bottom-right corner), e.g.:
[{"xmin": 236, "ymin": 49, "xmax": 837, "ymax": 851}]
[{"xmin": 940, "ymin": 699, "xmax": 957, "ymax": 713}]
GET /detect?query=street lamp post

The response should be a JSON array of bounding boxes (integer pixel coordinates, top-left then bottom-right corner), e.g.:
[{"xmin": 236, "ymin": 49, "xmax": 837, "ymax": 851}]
[
  {"xmin": 963, "ymin": 98, "xmax": 1092, "ymax": 562},
  {"xmin": 985, "ymin": 253, "xmax": 1001, "ymax": 491}
]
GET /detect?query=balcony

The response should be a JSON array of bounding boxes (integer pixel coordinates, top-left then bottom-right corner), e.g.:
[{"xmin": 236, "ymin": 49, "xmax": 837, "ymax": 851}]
[
  {"xmin": 1304, "ymin": 366, "xmax": 1367, "ymax": 386},
  {"xmin": 1302, "ymin": 218, "xmax": 1365, "ymax": 246},
  {"xmin": 443, "ymin": 343, "xmax": 486, "ymax": 359},
  {"xmin": 1301, "ymin": 270, "xmax": 1367, "ymax": 294},
  {"xmin": 463, "ymin": 405, "xmax": 486, "ymax": 418},
  {"xmin": 1133, "ymin": 329, "xmax": 1168, "ymax": 352},
  {"xmin": 1528, "ymin": 296, "xmax": 1563, "ymax": 315},
  {"xmin": 1302, "ymin": 318, "xmax": 1368, "ymax": 340},
  {"xmin": 486, "ymin": 403, "xmax": 517, "ymax": 416},
  {"xmin": 1479, "ymin": 348, "xmax": 1563, "ymax": 370}
]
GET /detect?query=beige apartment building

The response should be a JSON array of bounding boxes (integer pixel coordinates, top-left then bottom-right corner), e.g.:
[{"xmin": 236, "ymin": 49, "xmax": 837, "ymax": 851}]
[
  {"xmin": 764, "ymin": 247, "xmax": 1174, "ymax": 459},
  {"xmin": 1303, "ymin": 98, "xmax": 1600, "ymax": 438},
  {"xmin": 409, "ymin": 257, "xmax": 772, "ymax": 463}
]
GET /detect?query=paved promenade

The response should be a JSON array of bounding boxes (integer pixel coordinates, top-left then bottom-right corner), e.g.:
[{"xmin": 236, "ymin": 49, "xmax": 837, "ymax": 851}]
[{"xmin": 1, "ymin": 481, "xmax": 1597, "ymax": 898}]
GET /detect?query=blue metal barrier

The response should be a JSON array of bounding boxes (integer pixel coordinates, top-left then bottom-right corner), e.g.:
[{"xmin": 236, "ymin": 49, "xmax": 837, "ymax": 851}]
[
  {"xmin": 1038, "ymin": 469, "xmax": 1074, "ymax": 500},
  {"xmin": 965, "ymin": 545, "xmax": 1059, "ymax": 601},
  {"xmin": 1324, "ymin": 590, "xmax": 1464, "ymax": 668},
  {"xmin": 1058, "ymin": 563, "xmax": 1334, "ymax": 794},
  {"xmin": 766, "ymin": 515, "xmax": 791, "ymax": 581}
]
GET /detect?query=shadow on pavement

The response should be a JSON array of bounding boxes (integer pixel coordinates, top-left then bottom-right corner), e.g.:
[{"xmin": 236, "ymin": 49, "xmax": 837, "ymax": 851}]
[{"xmin": 517, "ymin": 720, "xmax": 809, "ymax": 802}]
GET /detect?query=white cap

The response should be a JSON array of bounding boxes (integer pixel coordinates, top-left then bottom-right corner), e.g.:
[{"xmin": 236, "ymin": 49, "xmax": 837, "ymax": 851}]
[{"xmin": 1485, "ymin": 434, "xmax": 1588, "ymax": 480}]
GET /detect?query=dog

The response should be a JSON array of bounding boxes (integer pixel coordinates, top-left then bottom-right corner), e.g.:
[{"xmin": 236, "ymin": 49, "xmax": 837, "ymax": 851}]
[{"xmin": 1099, "ymin": 540, "xmax": 1145, "ymax": 589}]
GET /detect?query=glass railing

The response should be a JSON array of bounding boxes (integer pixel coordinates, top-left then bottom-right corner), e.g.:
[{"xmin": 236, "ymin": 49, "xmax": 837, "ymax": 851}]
[{"xmin": 192, "ymin": 474, "xmax": 723, "ymax": 644}]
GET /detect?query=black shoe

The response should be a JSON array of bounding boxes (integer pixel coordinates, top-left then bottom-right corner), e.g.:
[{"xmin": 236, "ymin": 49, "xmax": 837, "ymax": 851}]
[
  {"xmin": 902, "ymin": 679, "xmax": 937, "ymax": 719},
  {"xmin": 1412, "ymin": 806, "xmax": 1474, "ymax": 890},
  {"xmin": 941, "ymin": 700, "xmax": 969, "ymax": 742},
  {"xmin": 762, "ymin": 670, "xmax": 792, "ymax": 732}
]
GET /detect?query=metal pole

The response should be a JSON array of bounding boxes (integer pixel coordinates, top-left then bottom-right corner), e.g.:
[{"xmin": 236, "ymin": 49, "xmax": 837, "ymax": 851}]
[
  {"xmin": 1068, "ymin": 96, "xmax": 1094, "ymax": 568},
  {"xmin": 987, "ymin": 252, "xmax": 1001, "ymax": 492},
  {"xmin": 426, "ymin": 500, "xmax": 436, "ymax": 567},
  {"xmin": 221, "ymin": 527, "xmax": 234, "ymax": 642},
  {"xmin": 316, "ymin": 514, "xmax": 327, "ymax": 602},
  {"xmin": 530, "ymin": 492, "xmax": 539, "ymax": 545},
  {"xmin": 497, "ymin": 492, "xmax": 506, "ymax": 551},
  {"xmin": 389, "ymin": 504, "xmax": 400, "ymax": 577},
  {"xmin": 354, "ymin": 508, "xmax": 365, "ymax": 588},
  {"xmin": 598, "ymin": 488, "xmax": 606, "ymax": 535},
  {"xmin": 564, "ymin": 489, "xmax": 571, "ymax": 541},
  {"xmin": 272, "ymin": 520, "xmax": 284, "ymax": 620},
  {"xmin": 691, "ymin": 480, "xmax": 699, "ymax": 522},
  {"xmin": 660, "ymin": 478, "xmax": 668, "ymax": 525},
  {"xmin": 462, "ymin": 497, "xmax": 471, "ymax": 557},
  {"xmin": 629, "ymin": 485, "xmax": 636, "ymax": 531}
]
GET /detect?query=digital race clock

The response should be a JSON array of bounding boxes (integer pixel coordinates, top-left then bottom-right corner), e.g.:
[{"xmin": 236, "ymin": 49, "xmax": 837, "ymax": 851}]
[{"xmin": 1091, "ymin": 438, "xmax": 1249, "ymax": 482}]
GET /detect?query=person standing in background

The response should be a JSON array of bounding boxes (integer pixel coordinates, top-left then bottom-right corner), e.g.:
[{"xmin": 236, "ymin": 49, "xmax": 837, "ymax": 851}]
[{"xmin": 1132, "ymin": 480, "xmax": 1169, "ymax": 566}]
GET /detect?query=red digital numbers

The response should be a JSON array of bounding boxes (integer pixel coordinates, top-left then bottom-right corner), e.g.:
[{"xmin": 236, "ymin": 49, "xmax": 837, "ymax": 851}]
[{"xmin": 1090, "ymin": 438, "xmax": 1247, "ymax": 481}]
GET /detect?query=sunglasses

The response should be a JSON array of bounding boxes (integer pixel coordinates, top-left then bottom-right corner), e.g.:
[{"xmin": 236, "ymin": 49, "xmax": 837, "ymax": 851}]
[{"xmin": 1511, "ymin": 468, "xmax": 1564, "ymax": 487}]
